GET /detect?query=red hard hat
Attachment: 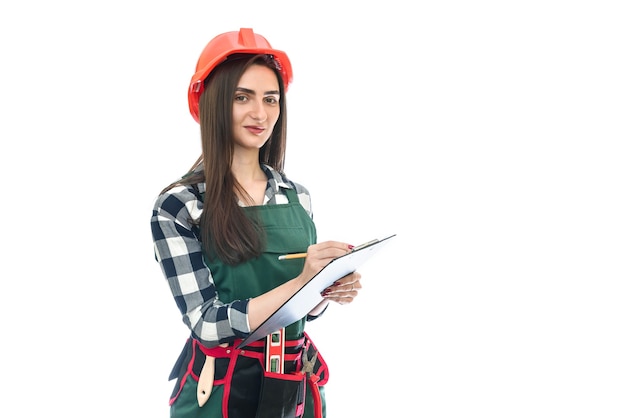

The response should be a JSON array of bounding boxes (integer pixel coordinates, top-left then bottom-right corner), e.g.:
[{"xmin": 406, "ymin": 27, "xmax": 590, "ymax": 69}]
[{"xmin": 188, "ymin": 28, "xmax": 293, "ymax": 123}]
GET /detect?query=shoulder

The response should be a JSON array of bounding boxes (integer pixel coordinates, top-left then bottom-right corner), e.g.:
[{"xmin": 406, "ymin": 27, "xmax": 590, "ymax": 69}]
[
  {"xmin": 285, "ymin": 178, "xmax": 310, "ymax": 196},
  {"xmin": 263, "ymin": 165, "xmax": 310, "ymax": 196},
  {"xmin": 152, "ymin": 183, "xmax": 203, "ymax": 223},
  {"xmin": 262, "ymin": 165, "xmax": 313, "ymax": 216},
  {"xmin": 289, "ymin": 180, "xmax": 313, "ymax": 217}
]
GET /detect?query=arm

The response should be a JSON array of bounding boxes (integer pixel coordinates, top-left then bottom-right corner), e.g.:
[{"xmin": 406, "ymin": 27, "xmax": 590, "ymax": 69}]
[
  {"xmin": 151, "ymin": 185, "xmax": 350, "ymax": 346},
  {"xmin": 248, "ymin": 241, "xmax": 355, "ymax": 328},
  {"xmin": 151, "ymin": 185, "xmax": 249, "ymax": 347}
]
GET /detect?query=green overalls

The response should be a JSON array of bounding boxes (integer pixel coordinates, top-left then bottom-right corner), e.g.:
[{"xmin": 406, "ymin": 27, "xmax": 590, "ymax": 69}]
[{"xmin": 169, "ymin": 188, "xmax": 329, "ymax": 418}]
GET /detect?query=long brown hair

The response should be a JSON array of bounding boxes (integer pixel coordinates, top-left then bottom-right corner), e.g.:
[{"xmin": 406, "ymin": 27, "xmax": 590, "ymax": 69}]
[{"xmin": 161, "ymin": 54, "xmax": 288, "ymax": 265}]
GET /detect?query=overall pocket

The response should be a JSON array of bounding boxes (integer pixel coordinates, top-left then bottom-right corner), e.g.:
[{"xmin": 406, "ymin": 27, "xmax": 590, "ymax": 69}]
[{"xmin": 255, "ymin": 371, "xmax": 306, "ymax": 418}]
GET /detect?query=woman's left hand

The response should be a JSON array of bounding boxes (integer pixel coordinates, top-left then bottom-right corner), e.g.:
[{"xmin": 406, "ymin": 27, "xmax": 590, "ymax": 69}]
[{"xmin": 321, "ymin": 271, "xmax": 362, "ymax": 305}]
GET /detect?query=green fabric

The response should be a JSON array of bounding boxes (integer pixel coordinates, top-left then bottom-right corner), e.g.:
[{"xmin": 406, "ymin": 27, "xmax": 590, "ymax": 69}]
[
  {"xmin": 172, "ymin": 187, "xmax": 324, "ymax": 417},
  {"xmin": 171, "ymin": 376, "xmax": 224, "ymax": 418},
  {"xmin": 204, "ymin": 188, "xmax": 317, "ymax": 340},
  {"xmin": 171, "ymin": 375, "xmax": 325, "ymax": 418}
]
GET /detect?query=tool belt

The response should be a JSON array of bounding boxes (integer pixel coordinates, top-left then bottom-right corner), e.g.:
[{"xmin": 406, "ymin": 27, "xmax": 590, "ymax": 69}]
[{"xmin": 168, "ymin": 332, "xmax": 328, "ymax": 418}]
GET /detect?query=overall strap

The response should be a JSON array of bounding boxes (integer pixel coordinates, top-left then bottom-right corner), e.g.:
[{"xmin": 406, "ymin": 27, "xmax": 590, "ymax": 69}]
[{"xmin": 283, "ymin": 184, "xmax": 300, "ymax": 204}]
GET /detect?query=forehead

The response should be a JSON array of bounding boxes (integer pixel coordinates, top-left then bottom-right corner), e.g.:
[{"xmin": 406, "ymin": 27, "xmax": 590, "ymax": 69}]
[{"xmin": 238, "ymin": 64, "xmax": 280, "ymax": 90}]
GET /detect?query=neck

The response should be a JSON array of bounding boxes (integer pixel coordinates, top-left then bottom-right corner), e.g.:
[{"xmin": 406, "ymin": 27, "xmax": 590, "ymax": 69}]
[
  {"xmin": 232, "ymin": 156, "xmax": 264, "ymax": 184},
  {"xmin": 231, "ymin": 153, "xmax": 266, "ymax": 206}
]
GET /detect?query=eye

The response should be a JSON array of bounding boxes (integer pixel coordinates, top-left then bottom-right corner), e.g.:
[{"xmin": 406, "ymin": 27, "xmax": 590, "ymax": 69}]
[
  {"xmin": 264, "ymin": 96, "xmax": 279, "ymax": 105},
  {"xmin": 234, "ymin": 94, "xmax": 248, "ymax": 103}
]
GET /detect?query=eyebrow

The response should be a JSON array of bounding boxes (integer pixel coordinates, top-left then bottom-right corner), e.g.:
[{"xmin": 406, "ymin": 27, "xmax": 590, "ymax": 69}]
[{"xmin": 235, "ymin": 87, "xmax": 280, "ymax": 96}]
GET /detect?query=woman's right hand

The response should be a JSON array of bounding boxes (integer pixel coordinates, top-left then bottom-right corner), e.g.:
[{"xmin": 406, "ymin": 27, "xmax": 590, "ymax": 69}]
[
  {"xmin": 250, "ymin": 241, "xmax": 354, "ymax": 331},
  {"xmin": 297, "ymin": 241, "xmax": 354, "ymax": 286}
]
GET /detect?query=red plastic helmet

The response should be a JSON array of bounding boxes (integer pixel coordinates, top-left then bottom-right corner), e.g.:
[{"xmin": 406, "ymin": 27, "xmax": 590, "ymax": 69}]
[{"xmin": 188, "ymin": 28, "xmax": 293, "ymax": 123}]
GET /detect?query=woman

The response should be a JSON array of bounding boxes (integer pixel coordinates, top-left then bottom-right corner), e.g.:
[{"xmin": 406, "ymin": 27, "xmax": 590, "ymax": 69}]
[{"xmin": 151, "ymin": 28, "xmax": 362, "ymax": 418}]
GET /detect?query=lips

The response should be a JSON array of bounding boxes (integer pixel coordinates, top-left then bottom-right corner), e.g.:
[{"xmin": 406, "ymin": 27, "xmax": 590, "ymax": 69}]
[{"xmin": 245, "ymin": 126, "xmax": 265, "ymax": 135}]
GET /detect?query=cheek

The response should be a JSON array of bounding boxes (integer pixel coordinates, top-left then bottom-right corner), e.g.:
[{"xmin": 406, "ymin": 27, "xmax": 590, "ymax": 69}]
[
  {"xmin": 232, "ymin": 106, "xmax": 244, "ymax": 124},
  {"xmin": 269, "ymin": 108, "xmax": 281, "ymax": 126}
]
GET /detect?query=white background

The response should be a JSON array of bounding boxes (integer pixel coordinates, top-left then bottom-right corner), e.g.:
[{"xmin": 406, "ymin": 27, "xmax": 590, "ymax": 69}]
[{"xmin": 1, "ymin": 1, "xmax": 625, "ymax": 416}]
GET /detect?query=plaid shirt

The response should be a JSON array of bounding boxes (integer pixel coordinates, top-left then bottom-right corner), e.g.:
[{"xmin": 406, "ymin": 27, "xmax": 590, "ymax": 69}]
[{"xmin": 151, "ymin": 165, "xmax": 313, "ymax": 347}]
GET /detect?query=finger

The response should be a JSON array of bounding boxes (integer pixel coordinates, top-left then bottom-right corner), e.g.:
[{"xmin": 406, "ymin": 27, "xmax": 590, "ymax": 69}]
[
  {"xmin": 347, "ymin": 280, "xmax": 362, "ymax": 291},
  {"xmin": 308, "ymin": 241, "xmax": 353, "ymax": 259},
  {"xmin": 331, "ymin": 272, "xmax": 362, "ymax": 288},
  {"xmin": 322, "ymin": 280, "xmax": 361, "ymax": 299},
  {"xmin": 322, "ymin": 293, "xmax": 356, "ymax": 305}
]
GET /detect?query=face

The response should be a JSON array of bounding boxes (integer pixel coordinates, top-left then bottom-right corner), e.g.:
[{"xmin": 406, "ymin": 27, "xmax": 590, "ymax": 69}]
[{"xmin": 231, "ymin": 64, "xmax": 281, "ymax": 152}]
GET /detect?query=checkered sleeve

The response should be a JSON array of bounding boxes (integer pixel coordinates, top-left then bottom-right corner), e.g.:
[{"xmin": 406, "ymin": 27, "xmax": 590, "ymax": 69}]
[{"xmin": 151, "ymin": 185, "xmax": 251, "ymax": 346}]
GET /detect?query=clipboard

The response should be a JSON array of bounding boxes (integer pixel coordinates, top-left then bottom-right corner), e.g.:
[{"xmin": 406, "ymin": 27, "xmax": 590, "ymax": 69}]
[{"xmin": 237, "ymin": 234, "xmax": 396, "ymax": 348}]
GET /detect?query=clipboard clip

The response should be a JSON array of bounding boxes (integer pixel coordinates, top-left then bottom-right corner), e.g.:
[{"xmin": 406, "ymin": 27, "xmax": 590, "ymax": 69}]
[{"xmin": 350, "ymin": 239, "xmax": 379, "ymax": 252}]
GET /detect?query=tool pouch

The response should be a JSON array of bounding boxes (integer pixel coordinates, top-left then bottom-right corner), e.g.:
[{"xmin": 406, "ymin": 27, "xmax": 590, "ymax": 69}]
[
  {"xmin": 254, "ymin": 332, "xmax": 328, "ymax": 418},
  {"xmin": 255, "ymin": 370, "xmax": 306, "ymax": 418},
  {"xmin": 168, "ymin": 333, "xmax": 328, "ymax": 418}
]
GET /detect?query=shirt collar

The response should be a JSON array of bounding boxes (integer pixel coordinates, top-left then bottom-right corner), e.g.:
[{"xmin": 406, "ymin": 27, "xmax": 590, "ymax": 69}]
[{"xmin": 261, "ymin": 164, "xmax": 293, "ymax": 194}]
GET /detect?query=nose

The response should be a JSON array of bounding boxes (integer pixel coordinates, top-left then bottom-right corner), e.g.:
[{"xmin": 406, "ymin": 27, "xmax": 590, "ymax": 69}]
[{"xmin": 249, "ymin": 98, "xmax": 268, "ymax": 122}]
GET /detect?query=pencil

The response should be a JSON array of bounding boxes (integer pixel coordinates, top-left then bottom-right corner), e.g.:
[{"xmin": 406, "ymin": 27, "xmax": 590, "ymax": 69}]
[{"xmin": 277, "ymin": 252, "xmax": 307, "ymax": 261}]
